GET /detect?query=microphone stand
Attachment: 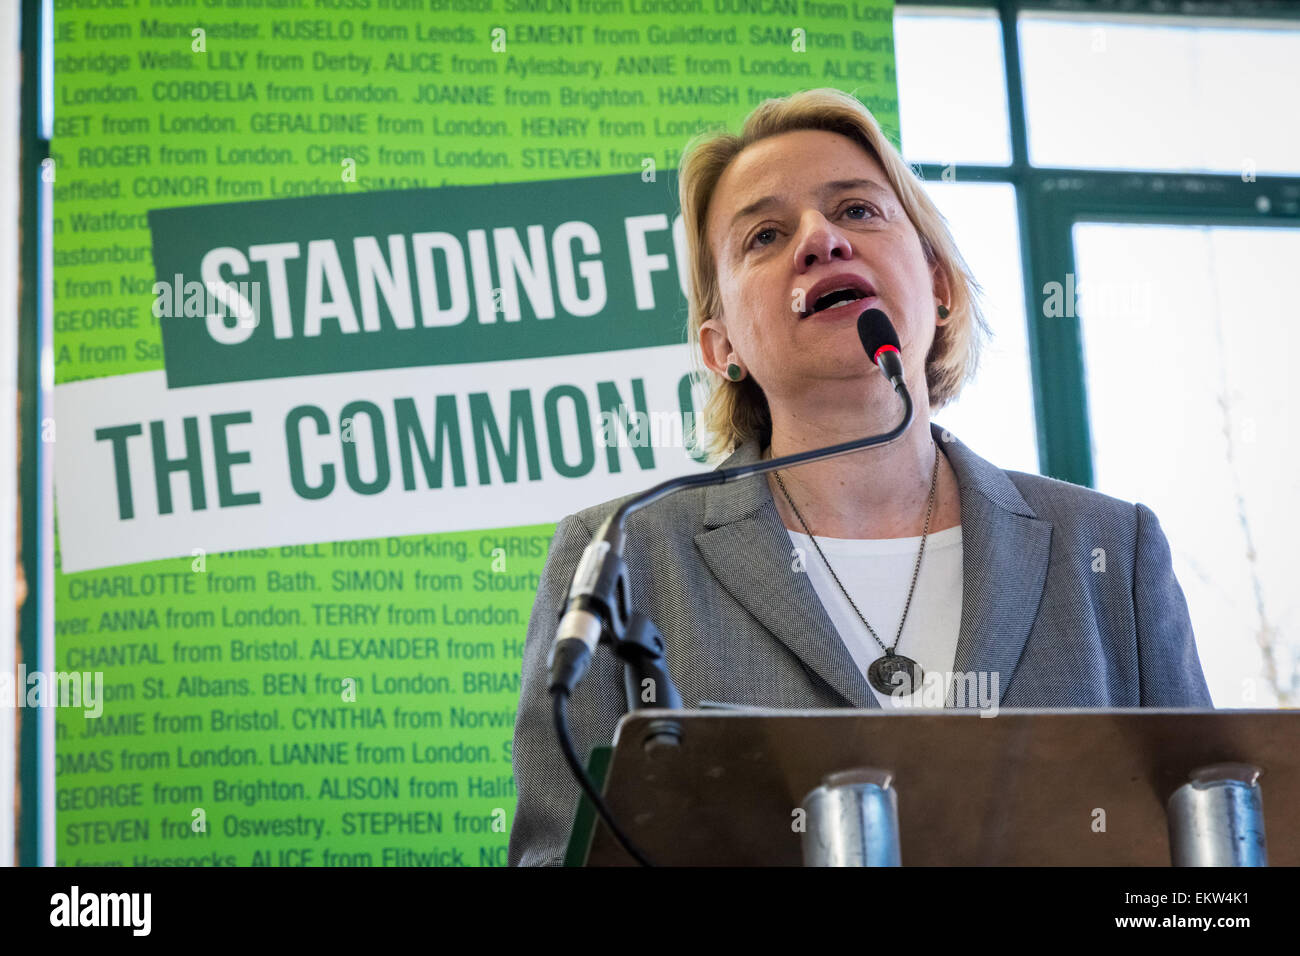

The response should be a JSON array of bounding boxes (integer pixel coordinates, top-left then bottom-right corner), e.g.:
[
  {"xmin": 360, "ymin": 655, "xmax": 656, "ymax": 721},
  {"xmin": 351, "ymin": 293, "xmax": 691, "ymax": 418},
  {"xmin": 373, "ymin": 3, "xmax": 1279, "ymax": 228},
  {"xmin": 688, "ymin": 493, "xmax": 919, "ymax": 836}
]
[
  {"xmin": 550, "ymin": 379, "xmax": 914, "ymax": 705},
  {"xmin": 547, "ymin": 350, "xmax": 915, "ymax": 866}
]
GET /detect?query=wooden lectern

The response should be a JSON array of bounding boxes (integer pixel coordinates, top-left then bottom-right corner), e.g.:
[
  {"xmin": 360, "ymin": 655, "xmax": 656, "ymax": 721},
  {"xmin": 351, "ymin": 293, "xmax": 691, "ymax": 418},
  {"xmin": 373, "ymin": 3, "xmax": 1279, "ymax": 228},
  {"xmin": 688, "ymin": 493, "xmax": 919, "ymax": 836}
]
[{"xmin": 564, "ymin": 708, "xmax": 1296, "ymax": 866}]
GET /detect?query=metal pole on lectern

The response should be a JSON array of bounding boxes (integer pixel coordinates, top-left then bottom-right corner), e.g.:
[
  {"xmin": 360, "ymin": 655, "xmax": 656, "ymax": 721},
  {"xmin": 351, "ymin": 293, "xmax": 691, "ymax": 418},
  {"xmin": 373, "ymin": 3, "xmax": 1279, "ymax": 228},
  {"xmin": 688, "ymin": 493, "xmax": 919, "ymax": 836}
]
[
  {"xmin": 1166, "ymin": 763, "xmax": 1268, "ymax": 867},
  {"xmin": 801, "ymin": 768, "xmax": 901, "ymax": 867}
]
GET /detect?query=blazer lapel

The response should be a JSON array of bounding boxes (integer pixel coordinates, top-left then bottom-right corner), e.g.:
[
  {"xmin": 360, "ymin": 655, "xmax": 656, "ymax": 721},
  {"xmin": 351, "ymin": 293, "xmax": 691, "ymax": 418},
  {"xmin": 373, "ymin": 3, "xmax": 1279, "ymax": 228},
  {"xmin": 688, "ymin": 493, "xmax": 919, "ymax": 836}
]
[
  {"xmin": 691, "ymin": 425, "xmax": 1053, "ymax": 711},
  {"xmin": 694, "ymin": 440, "xmax": 881, "ymax": 709},
  {"xmin": 932, "ymin": 424, "xmax": 1053, "ymax": 707}
]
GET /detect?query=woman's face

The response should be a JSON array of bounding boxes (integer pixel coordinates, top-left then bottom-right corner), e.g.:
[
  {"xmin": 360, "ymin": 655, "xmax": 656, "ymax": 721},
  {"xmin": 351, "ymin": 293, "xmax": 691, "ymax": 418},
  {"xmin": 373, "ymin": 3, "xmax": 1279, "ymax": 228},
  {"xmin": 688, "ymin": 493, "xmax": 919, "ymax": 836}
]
[{"xmin": 701, "ymin": 129, "xmax": 949, "ymax": 410}]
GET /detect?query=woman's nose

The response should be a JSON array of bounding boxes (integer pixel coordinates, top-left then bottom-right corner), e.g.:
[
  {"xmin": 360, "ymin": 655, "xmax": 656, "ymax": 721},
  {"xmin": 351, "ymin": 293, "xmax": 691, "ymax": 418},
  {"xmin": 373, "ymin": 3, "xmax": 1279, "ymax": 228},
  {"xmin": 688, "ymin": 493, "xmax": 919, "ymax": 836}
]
[{"xmin": 792, "ymin": 212, "xmax": 853, "ymax": 268}]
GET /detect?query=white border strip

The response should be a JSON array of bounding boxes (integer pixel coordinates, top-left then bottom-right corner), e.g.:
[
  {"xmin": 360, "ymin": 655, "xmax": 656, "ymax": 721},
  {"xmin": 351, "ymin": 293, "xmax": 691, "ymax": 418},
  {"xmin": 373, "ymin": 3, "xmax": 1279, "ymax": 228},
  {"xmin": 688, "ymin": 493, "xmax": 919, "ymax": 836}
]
[{"xmin": 0, "ymin": 0, "xmax": 20, "ymax": 872}]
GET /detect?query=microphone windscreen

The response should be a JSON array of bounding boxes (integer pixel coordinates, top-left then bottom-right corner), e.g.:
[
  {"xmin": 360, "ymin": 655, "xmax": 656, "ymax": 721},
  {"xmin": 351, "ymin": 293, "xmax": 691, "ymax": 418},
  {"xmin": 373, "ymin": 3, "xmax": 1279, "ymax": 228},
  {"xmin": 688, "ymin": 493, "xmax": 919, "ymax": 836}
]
[{"xmin": 857, "ymin": 308, "xmax": 900, "ymax": 359}]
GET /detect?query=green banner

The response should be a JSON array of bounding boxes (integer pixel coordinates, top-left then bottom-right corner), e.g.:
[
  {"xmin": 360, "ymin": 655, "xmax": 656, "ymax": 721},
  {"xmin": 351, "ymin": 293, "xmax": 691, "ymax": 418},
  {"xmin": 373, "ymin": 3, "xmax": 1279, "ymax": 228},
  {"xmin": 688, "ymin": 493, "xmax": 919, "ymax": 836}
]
[
  {"xmin": 150, "ymin": 174, "xmax": 685, "ymax": 386},
  {"xmin": 51, "ymin": 2, "xmax": 898, "ymax": 867}
]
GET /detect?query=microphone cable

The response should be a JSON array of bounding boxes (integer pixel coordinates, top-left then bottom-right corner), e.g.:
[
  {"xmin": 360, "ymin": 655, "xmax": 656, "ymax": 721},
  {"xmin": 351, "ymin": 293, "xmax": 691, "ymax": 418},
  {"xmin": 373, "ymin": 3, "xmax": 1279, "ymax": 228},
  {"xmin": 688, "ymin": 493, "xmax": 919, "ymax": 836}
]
[{"xmin": 552, "ymin": 689, "xmax": 655, "ymax": 867}]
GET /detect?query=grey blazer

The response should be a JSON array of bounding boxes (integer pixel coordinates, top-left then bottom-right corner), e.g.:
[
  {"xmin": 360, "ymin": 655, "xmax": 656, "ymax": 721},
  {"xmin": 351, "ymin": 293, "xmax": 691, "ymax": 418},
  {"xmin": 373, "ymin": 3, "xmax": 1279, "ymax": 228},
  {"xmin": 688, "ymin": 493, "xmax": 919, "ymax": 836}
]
[{"xmin": 507, "ymin": 422, "xmax": 1213, "ymax": 866}]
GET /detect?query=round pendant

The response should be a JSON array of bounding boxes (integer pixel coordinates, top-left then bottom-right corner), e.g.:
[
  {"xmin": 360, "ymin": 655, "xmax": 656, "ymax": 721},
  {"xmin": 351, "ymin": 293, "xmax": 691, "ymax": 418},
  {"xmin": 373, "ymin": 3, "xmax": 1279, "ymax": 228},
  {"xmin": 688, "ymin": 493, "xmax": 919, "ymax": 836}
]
[{"xmin": 868, "ymin": 654, "xmax": 924, "ymax": 697}]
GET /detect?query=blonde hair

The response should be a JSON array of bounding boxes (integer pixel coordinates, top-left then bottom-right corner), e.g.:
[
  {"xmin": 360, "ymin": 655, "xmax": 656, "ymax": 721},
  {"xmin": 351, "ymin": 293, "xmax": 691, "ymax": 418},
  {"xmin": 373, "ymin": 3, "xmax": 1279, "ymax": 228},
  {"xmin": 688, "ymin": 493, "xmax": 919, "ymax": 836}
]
[{"xmin": 678, "ymin": 87, "xmax": 989, "ymax": 463}]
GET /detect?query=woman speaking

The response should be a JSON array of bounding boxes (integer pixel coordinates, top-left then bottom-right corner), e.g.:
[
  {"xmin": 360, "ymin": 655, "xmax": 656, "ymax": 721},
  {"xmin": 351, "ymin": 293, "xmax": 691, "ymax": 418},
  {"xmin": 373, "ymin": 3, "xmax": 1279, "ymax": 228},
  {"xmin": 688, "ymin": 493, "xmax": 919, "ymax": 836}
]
[{"xmin": 508, "ymin": 88, "xmax": 1212, "ymax": 866}]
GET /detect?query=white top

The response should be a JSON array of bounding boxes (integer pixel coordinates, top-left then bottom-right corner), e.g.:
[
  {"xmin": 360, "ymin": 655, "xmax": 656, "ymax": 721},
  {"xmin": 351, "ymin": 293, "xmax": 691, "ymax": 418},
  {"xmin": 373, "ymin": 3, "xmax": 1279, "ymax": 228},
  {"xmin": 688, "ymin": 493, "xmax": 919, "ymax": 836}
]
[{"xmin": 785, "ymin": 525, "xmax": 964, "ymax": 709}]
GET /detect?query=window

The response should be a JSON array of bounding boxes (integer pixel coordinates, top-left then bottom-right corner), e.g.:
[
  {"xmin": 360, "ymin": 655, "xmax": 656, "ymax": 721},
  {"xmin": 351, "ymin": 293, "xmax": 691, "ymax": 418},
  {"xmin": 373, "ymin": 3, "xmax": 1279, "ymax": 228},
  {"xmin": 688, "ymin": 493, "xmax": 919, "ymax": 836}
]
[
  {"xmin": 1020, "ymin": 15, "xmax": 1300, "ymax": 174},
  {"xmin": 924, "ymin": 182, "xmax": 1037, "ymax": 474},
  {"xmin": 895, "ymin": 1, "xmax": 1300, "ymax": 706},
  {"xmin": 1075, "ymin": 222, "xmax": 1300, "ymax": 706},
  {"xmin": 895, "ymin": 10, "xmax": 1012, "ymax": 166},
  {"xmin": 894, "ymin": 10, "xmax": 1035, "ymax": 471}
]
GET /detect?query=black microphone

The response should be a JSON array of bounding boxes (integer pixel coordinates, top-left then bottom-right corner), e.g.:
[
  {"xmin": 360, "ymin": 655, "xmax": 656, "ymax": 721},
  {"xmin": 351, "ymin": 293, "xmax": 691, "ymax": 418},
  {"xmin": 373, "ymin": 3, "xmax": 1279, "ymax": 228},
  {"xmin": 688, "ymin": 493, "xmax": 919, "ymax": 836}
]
[
  {"xmin": 547, "ymin": 307, "xmax": 915, "ymax": 696},
  {"xmin": 857, "ymin": 307, "xmax": 906, "ymax": 388}
]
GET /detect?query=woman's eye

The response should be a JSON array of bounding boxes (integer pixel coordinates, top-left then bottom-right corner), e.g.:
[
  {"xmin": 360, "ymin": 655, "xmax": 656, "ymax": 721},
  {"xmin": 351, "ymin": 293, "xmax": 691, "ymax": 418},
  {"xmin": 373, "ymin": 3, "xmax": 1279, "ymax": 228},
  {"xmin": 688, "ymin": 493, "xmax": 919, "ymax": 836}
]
[{"xmin": 748, "ymin": 205, "xmax": 874, "ymax": 250}]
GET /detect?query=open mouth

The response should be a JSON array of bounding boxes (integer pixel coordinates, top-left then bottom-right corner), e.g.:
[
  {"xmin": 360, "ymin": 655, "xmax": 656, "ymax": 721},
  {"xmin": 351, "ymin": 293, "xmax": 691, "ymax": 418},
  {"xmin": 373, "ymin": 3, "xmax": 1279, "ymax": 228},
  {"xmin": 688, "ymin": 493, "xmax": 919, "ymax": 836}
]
[{"xmin": 802, "ymin": 287, "xmax": 874, "ymax": 319}]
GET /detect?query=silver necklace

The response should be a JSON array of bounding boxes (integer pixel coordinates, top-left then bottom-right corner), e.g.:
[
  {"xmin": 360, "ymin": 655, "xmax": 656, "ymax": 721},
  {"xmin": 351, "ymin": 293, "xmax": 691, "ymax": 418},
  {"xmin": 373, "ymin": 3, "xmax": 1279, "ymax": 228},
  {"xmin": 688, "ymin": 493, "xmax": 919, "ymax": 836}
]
[{"xmin": 773, "ymin": 441, "xmax": 940, "ymax": 697}]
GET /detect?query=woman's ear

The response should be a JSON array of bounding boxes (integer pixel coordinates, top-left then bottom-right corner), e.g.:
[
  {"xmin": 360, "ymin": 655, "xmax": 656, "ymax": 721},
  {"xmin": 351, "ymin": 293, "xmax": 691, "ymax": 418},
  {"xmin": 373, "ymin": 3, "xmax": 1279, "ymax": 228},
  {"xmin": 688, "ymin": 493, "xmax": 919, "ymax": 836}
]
[
  {"xmin": 931, "ymin": 261, "xmax": 954, "ymax": 325},
  {"xmin": 698, "ymin": 317, "xmax": 733, "ymax": 377}
]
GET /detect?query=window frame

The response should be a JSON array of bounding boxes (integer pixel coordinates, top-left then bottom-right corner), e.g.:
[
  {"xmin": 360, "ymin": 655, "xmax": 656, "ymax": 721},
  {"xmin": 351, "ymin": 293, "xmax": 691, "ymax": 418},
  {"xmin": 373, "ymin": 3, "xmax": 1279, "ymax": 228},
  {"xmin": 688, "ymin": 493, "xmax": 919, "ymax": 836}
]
[{"xmin": 897, "ymin": 0, "xmax": 1300, "ymax": 486}]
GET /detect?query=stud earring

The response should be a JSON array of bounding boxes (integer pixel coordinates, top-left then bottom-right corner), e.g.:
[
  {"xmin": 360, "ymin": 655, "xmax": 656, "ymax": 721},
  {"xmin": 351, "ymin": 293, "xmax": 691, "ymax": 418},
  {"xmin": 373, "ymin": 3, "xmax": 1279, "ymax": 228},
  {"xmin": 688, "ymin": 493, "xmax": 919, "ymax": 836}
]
[
  {"xmin": 937, "ymin": 304, "xmax": 950, "ymax": 320},
  {"xmin": 726, "ymin": 362, "xmax": 744, "ymax": 381}
]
